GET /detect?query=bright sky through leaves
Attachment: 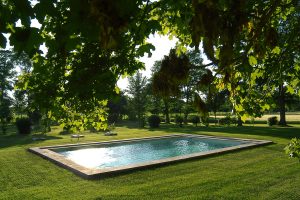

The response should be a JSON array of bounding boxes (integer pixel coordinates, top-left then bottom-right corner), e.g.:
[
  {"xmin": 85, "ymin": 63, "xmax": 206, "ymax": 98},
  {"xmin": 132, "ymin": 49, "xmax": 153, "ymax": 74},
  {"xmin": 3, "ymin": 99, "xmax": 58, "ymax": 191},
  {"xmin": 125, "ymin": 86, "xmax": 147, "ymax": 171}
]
[{"xmin": 118, "ymin": 33, "xmax": 177, "ymax": 90}]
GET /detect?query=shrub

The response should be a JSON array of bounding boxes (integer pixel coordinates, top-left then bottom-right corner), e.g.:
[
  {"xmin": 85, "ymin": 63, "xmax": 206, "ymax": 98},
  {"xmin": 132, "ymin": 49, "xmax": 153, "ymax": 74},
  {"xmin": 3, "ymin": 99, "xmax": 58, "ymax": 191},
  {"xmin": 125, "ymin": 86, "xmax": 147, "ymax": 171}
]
[
  {"xmin": 208, "ymin": 118, "xmax": 218, "ymax": 124},
  {"xmin": 267, "ymin": 116, "xmax": 278, "ymax": 126},
  {"xmin": 200, "ymin": 115, "xmax": 209, "ymax": 127},
  {"xmin": 107, "ymin": 123, "xmax": 116, "ymax": 131},
  {"xmin": 108, "ymin": 113, "xmax": 119, "ymax": 123},
  {"xmin": 190, "ymin": 115, "xmax": 200, "ymax": 126},
  {"xmin": 285, "ymin": 138, "xmax": 300, "ymax": 161},
  {"xmin": 175, "ymin": 115, "xmax": 183, "ymax": 127},
  {"xmin": 218, "ymin": 116, "xmax": 231, "ymax": 126},
  {"xmin": 231, "ymin": 116, "xmax": 237, "ymax": 125},
  {"xmin": 28, "ymin": 110, "xmax": 42, "ymax": 126},
  {"xmin": 62, "ymin": 124, "xmax": 73, "ymax": 133},
  {"xmin": 16, "ymin": 118, "xmax": 31, "ymax": 135},
  {"xmin": 139, "ymin": 117, "xmax": 146, "ymax": 128},
  {"xmin": 148, "ymin": 115, "xmax": 161, "ymax": 128}
]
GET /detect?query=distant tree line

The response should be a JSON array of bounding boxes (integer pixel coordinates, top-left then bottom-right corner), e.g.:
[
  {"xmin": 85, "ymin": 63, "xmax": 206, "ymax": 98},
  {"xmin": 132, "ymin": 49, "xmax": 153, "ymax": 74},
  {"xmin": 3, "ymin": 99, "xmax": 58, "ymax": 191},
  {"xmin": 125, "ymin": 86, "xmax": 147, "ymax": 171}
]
[{"xmin": 108, "ymin": 49, "xmax": 300, "ymax": 127}]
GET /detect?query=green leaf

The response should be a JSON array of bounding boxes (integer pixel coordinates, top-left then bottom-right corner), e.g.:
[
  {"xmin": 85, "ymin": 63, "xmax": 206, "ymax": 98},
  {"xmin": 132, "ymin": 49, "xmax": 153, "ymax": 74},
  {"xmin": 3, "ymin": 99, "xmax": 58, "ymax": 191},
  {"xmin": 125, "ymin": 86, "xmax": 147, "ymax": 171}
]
[
  {"xmin": 241, "ymin": 114, "xmax": 248, "ymax": 122},
  {"xmin": 286, "ymin": 85, "xmax": 295, "ymax": 94},
  {"xmin": 137, "ymin": 43, "xmax": 155, "ymax": 57},
  {"xmin": 34, "ymin": 0, "xmax": 56, "ymax": 23},
  {"xmin": 261, "ymin": 104, "xmax": 270, "ymax": 110},
  {"xmin": 271, "ymin": 46, "xmax": 281, "ymax": 54},
  {"xmin": 10, "ymin": 27, "xmax": 43, "ymax": 57},
  {"xmin": 175, "ymin": 45, "xmax": 187, "ymax": 56},
  {"xmin": 251, "ymin": 69, "xmax": 263, "ymax": 80},
  {"xmin": 291, "ymin": 79, "xmax": 299, "ymax": 87},
  {"xmin": 215, "ymin": 48, "xmax": 220, "ymax": 59},
  {"xmin": 295, "ymin": 64, "xmax": 300, "ymax": 71},
  {"xmin": 66, "ymin": 37, "xmax": 81, "ymax": 51},
  {"xmin": 263, "ymin": 85, "xmax": 268, "ymax": 91},
  {"xmin": 235, "ymin": 104, "xmax": 243, "ymax": 112},
  {"xmin": 115, "ymin": 86, "xmax": 120, "ymax": 94},
  {"xmin": 14, "ymin": 0, "xmax": 33, "ymax": 27},
  {"xmin": 0, "ymin": 33, "xmax": 6, "ymax": 49},
  {"xmin": 6, "ymin": 24, "xmax": 15, "ymax": 33},
  {"xmin": 248, "ymin": 56, "xmax": 257, "ymax": 66}
]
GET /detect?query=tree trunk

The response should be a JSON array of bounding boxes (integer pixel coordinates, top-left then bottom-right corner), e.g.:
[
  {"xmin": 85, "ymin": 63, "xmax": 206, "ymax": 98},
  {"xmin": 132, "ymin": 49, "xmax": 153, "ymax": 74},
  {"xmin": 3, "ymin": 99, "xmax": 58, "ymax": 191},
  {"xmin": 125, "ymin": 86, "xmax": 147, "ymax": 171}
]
[
  {"xmin": 237, "ymin": 116, "xmax": 243, "ymax": 126},
  {"xmin": 278, "ymin": 84, "xmax": 287, "ymax": 126},
  {"xmin": 0, "ymin": 88, "xmax": 6, "ymax": 134},
  {"xmin": 214, "ymin": 111, "xmax": 217, "ymax": 125},
  {"xmin": 183, "ymin": 112, "xmax": 188, "ymax": 125},
  {"xmin": 163, "ymin": 99, "xmax": 170, "ymax": 124},
  {"xmin": 183, "ymin": 93, "xmax": 190, "ymax": 125},
  {"xmin": 1, "ymin": 120, "xmax": 6, "ymax": 134},
  {"xmin": 232, "ymin": 102, "xmax": 242, "ymax": 126}
]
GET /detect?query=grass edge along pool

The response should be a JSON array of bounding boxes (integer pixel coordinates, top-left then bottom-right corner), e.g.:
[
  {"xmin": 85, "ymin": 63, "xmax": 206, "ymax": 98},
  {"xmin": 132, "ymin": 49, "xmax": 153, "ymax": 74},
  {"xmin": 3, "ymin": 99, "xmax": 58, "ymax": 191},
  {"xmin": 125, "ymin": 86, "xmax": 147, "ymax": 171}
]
[{"xmin": 29, "ymin": 134, "xmax": 272, "ymax": 179}]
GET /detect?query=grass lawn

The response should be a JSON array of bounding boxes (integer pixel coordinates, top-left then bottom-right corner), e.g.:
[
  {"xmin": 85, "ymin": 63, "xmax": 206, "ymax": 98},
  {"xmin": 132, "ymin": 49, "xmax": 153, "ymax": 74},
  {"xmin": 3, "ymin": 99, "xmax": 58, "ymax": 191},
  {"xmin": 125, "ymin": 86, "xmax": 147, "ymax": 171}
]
[
  {"xmin": 1, "ymin": 123, "xmax": 300, "ymax": 199},
  {"xmin": 211, "ymin": 113, "xmax": 300, "ymax": 123}
]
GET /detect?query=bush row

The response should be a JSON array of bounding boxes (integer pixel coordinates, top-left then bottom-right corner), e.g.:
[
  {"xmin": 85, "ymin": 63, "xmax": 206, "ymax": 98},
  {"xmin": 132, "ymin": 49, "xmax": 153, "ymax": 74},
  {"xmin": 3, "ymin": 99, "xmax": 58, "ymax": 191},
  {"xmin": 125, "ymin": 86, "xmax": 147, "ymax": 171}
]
[
  {"xmin": 13, "ymin": 115, "xmax": 287, "ymax": 134},
  {"xmin": 148, "ymin": 115, "xmax": 161, "ymax": 128},
  {"xmin": 16, "ymin": 118, "xmax": 31, "ymax": 135},
  {"xmin": 148, "ymin": 115, "xmax": 204, "ymax": 128}
]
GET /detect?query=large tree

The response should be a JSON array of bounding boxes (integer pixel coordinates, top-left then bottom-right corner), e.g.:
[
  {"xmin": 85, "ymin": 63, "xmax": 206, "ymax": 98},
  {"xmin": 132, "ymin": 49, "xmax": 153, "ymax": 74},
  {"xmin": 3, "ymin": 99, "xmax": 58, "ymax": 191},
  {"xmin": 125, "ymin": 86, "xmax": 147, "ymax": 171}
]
[
  {"xmin": 152, "ymin": 49, "xmax": 190, "ymax": 123},
  {"xmin": 263, "ymin": 11, "xmax": 299, "ymax": 126},
  {"xmin": 180, "ymin": 50, "xmax": 206, "ymax": 123},
  {"xmin": 147, "ymin": 60, "xmax": 163, "ymax": 116}
]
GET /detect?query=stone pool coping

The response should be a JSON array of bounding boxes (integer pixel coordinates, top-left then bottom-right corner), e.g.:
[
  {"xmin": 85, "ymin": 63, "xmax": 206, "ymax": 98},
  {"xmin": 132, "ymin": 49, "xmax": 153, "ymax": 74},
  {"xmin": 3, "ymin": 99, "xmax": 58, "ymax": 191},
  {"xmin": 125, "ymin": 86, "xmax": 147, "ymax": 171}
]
[{"xmin": 28, "ymin": 134, "xmax": 273, "ymax": 179}]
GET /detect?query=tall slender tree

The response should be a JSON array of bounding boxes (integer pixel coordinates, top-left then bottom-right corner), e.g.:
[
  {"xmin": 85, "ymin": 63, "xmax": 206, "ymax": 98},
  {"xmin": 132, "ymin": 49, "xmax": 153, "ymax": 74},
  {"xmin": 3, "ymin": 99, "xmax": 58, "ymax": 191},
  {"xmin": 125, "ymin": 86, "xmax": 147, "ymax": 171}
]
[
  {"xmin": 180, "ymin": 50, "xmax": 205, "ymax": 123},
  {"xmin": 0, "ymin": 50, "xmax": 15, "ymax": 134},
  {"xmin": 126, "ymin": 72, "xmax": 148, "ymax": 127}
]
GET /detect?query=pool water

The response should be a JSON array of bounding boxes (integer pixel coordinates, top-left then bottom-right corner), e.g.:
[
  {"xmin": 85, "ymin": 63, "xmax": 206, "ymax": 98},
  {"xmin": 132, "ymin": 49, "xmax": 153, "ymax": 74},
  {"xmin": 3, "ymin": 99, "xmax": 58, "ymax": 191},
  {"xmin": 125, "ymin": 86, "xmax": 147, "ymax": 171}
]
[{"xmin": 52, "ymin": 136, "xmax": 246, "ymax": 169}]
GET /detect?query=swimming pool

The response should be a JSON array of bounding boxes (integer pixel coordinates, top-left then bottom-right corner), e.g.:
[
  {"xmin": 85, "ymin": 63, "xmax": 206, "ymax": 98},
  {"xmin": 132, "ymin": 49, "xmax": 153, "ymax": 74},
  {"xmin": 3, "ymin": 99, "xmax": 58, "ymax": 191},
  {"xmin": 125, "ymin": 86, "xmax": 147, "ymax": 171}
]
[{"xmin": 29, "ymin": 134, "xmax": 272, "ymax": 179}]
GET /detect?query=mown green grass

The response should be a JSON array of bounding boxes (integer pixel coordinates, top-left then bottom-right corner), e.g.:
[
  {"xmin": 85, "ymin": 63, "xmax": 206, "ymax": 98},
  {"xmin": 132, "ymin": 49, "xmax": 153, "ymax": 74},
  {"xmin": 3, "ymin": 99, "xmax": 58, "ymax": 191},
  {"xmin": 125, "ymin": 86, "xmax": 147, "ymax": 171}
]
[{"xmin": 1, "ymin": 123, "xmax": 300, "ymax": 199}]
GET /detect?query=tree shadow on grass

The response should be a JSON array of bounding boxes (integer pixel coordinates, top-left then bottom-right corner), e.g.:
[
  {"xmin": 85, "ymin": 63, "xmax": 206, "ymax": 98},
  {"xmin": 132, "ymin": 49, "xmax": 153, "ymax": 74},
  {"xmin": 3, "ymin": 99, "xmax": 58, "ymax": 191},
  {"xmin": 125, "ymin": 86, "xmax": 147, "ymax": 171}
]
[
  {"xmin": 116, "ymin": 121, "xmax": 143, "ymax": 129},
  {"xmin": 0, "ymin": 134, "xmax": 62, "ymax": 149},
  {"xmin": 147, "ymin": 124, "xmax": 300, "ymax": 140}
]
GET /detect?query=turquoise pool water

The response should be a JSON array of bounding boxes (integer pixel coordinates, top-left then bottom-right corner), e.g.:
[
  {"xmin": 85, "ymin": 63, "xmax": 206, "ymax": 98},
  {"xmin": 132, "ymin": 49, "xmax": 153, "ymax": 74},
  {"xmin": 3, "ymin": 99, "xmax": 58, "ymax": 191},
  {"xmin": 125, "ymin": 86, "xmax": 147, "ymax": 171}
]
[{"xmin": 53, "ymin": 136, "xmax": 246, "ymax": 169}]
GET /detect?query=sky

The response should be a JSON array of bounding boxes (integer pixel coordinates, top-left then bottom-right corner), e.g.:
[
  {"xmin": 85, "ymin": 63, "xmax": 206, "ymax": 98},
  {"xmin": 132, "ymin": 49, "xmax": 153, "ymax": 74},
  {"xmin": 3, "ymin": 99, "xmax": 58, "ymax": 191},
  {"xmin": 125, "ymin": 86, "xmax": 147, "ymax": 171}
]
[
  {"xmin": 117, "ymin": 35, "xmax": 210, "ymax": 91},
  {"xmin": 117, "ymin": 34, "xmax": 177, "ymax": 90}
]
